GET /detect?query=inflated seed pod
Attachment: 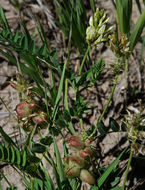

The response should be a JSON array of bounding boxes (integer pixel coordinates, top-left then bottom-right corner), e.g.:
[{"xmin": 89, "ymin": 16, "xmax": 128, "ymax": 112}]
[
  {"xmin": 32, "ymin": 111, "xmax": 47, "ymax": 124},
  {"xmin": 67, "ymin": 136, "xmax": 84, "ymax": 150},
  {"xmin": 79, "ymin": 147, "xmax": 92, "ymax": 159},
  {"xmin": 16, "ymin": 100, "xmax": 36, "ymax": 119},
  {"xmin": 65, "ymin": 166, "xmax": 80, "ymax": 178},
  {"xmin": 80, "ymin": 169, "xmax": 95, "ymax": 185},
  {"xmin": 70, "ymin": 155, "xmax": 85, "ymax": 168}
]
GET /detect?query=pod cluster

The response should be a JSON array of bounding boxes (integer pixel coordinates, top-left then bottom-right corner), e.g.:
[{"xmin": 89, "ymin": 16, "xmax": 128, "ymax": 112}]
[
  {"xmin": 64, "ymin": 136, "xmax": 96, "ymax": 185},
  {"xmin": 11, "ymin": 77, "xmax": 47, "ymax": 131}
]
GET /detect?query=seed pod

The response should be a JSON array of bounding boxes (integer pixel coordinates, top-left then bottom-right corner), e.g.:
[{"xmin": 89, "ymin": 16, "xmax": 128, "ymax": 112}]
[
  {"xmin": 70, "ymin": 156, "xmax": 85, "ymax": 168},
  {"xmin": 67, "ymin": 136, "xmax": 84, "ymax": 150},
  {"xmin": 32, "ymin": 111, "xmax": 47, "ymax": 124},
  {"xmin": 63, "ymin": 156, "xmax": 70, "ymax": 164},
  {"xmin": 79, "ymin": 147, "xmax": 92, "ymax": 159},
  {"xmin": 11, "ymin": 82, "xmax": 17, "ymax": 89},
  {"xmin": 28, "ymin": 102, "xmax": 36, "ymax": 109},
  {"xmin": 16, "ymin": 100, "xmax": 36, "ymax": 119},
  {"xmin": 80, "ymin": 169, "xmax": 95, "ymax": 185},
  {"xmin": 16, "ymin": 101, "xmax": 31, "ymax": 119},
  {"xmin": 65, "ymin": 166, "xmax": 80, "ymax": 178}
]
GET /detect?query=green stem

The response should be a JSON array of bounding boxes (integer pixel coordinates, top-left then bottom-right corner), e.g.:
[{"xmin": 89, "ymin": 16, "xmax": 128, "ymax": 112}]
[
  {"xmin": 63, "ymin": 30, "xmax": 76, "ymax": 134},
  {"xmin": 122, "ymin": 148, "xmax": 133, "ymax": 190},
  {"xmin": 24, "ymin": 124, "xmax": 37, "ymax": 150},
  {"xmin": 64, "ymin": 78, "xmax": 75, "ymax": 135},
  {"xmin": 64, "ymin": 78, "xmax": 69, "ymax": 110},
  {"xmin": 125, "ymin": 59, "xmax": 129, "ymax": 89},
  {"xmin": 99, "ymin": 74, "xmax": 119, "ymax": 122},
  {"xmin": 124, "ymin": 58, "xmax": 129, "ymax": 104},
  {"xmin": 0, "ymin": 97, "xmax": 17, "ymax": 121},
  {"xmin": 79, "ymin": 46, "xmax": 90, "ymax": 75},
  {"xmin": 79, "ymin": 118, "xmax": 87, "ymax": 139},
  {"xmin": 89, "ymin": 74, "xmax": 119, "ymax": 139},
  {"xmin": 0, "ymin": 171, "xmax": 11, "ymax": 187}
]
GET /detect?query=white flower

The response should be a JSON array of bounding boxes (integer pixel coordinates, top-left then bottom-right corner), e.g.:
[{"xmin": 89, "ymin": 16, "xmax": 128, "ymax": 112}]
[{"xmin": 86, "ymin": 8, "xmax": 112, "ymax": 46}]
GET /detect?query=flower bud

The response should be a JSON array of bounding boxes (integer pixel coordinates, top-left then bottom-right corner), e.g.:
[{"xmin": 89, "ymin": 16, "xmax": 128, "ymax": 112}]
[
  {"xmin": 86, "ymin": 8, "xmax": 112, "ymax": 46},
  {"xmin": 108, "ymin": 33, "xmax": 130, "ymax": 57},
  {"xmin": 80, "ymin": 169, "xmax": 95, "ymax": 185}
]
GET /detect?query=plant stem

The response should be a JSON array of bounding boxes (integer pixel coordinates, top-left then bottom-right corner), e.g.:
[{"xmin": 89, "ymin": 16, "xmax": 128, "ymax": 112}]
[
  {"xmin": 63, "ymin": 25, "xmax": 76, "ymax": 135},
  {"xmin": 122, "ymin": 148, "xmax": 133, "ymax": 190},
  {"xmin": 79, "ymin": 118, "xmax": 87, "ymax": 139},
  {"xmin": 88, "ymin": 74, "xmax": 119, "ymax": 139},
  {"xmin": 79, "ymin": 46, "xmax": 90, "ymax": 75},
  {"xmin": 125, "ymin": 59, "xmax": 129, "ymax": 89},
  {"xmin": 0, "ymin": 97, "xmax": 17, "ymax": 121},
  {"xmin": 24, "ymin": 124, "xmax": 37, "ymax": 150},
  {"xmin": 124, "ymin": 58, "xmax": 129, "ymax": 104},
  {"xmin": 0, "ymin": 171, "xmax": 11, "ymax": 187},
  {"xmin": 99, "ymin": 74, "xmax": 119, "ymax": 122},
  {"xmin": 64, "ymin": 78, "xmax": 76, "ymax": 135}
]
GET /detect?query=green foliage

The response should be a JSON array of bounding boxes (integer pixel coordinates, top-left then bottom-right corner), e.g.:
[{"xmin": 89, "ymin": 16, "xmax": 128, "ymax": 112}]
[
  {"xmin": 109, "ymin": 118, "xmax": 120, "ymax": 132},
  {"xmin": 53, "ymin": 137, "xmax": 66, "ymax": 183},
  {"xmin": 116, "ymin": 0, "xmax": 145, "ymax": 52},
  {"xmin": 0, "ymin": 6, "xmax": 61, "ymax": 101},
  {"xmin": 0, "ymin": 126, "xmax": 17, "ymax": 148},
  {"xmin": 53, "ymin": 0, "xmax": 87, "ymax": 53},
  {"xmin": 91, "ymin": 58, "xmax": 105, "ymax": 83},
  {"xmin": 31, "ymin": 143, "xmax": 46, "ymax": 154},
  {"xmin": 6, "ymin": 187, "xmax": 18, "ymax": 190},
  {"xmin": 116, "ymin": 0, "xmax": 132, "ymax": 36},
  {"xmin": 0, "ymin": 1, "xmax": 144, "ymax": 189},
  {"xmin": 97, "ymin": 148, "xmax": 126, "ymax": 188},
  {"xmin": 0, "ymin": 142, "xmax": 26, "ymax": 168},
  {"xmin": 135, "ymin": 0, "xmax": 145, "ymax": 13},
  {"xmin": 97, "ymin": 122, "xmax": 108, "ymax": 136},
  {"xmin": 130, "ymin": 10, "xmax": 145, "ymax": 51}
]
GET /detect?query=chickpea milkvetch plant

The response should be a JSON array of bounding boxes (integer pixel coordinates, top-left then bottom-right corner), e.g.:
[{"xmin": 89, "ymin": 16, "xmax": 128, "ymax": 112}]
[{"xmin": 0, "ymin": 0, "xmax": 145, "ymax": 189}]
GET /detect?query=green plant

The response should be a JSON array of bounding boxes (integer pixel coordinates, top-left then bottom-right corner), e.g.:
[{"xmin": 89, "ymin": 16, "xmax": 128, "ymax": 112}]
[{"xmin": 0, "ymin": 1, "xmax": 145, "ymax": 189}]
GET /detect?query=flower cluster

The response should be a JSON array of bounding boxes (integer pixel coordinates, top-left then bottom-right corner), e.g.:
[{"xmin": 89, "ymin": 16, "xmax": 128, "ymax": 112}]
[
  {"xmin": 124, "ymin": 100, "xmax": 145, "ymax": 153},
  {"xmin": 86, "ymin": 8, "xmax": 113, "ymax": 46},
  {"xmin": 108, "ymin": 33, "xmax": 130, "ymax": 57},
  {"xmin": 64, "ymin": 136, "xmax": 96, "ymax": 185},
  {"xmin": 11, "ymin": 76, "xmax": 47, "ymax": 131}
]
